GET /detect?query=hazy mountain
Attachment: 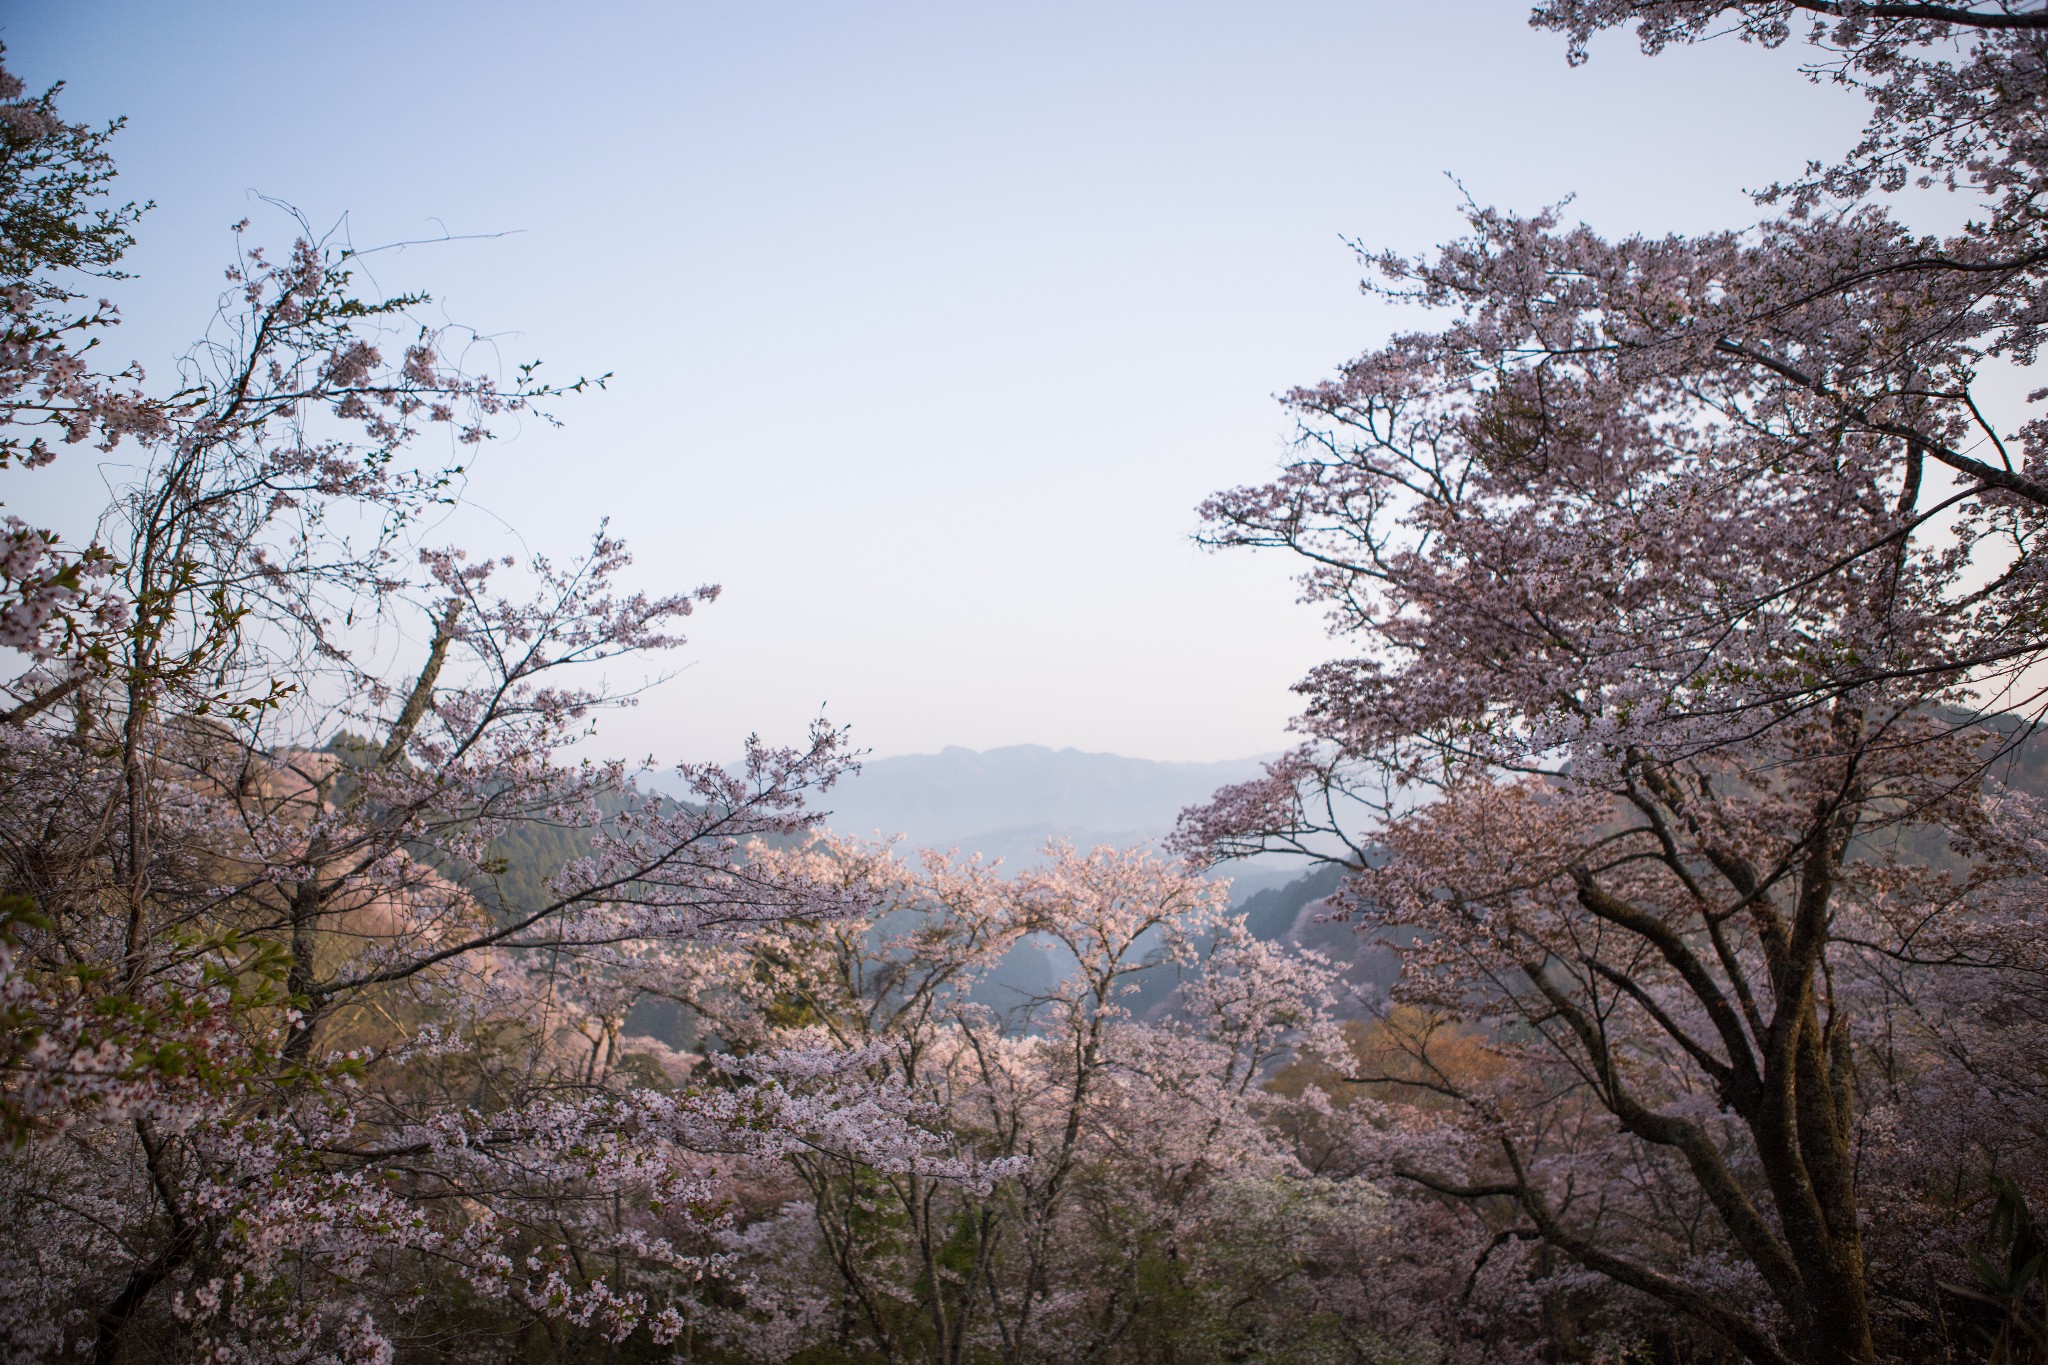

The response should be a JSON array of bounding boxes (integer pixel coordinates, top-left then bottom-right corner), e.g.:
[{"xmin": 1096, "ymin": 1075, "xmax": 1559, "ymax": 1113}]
[
  {"xmin": 640, "ymin": 741, "xmax": 1295, "ymax": 886},
  {"xmin": 816, "ymin": 744, "xmax": 1275, "ymax": 870}
]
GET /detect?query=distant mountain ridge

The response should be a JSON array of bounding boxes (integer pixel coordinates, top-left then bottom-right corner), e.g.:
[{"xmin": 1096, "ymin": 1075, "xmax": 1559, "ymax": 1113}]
[{"xmin": 816, "ymin": 743, "xmax": 1275, "ymax": 870}]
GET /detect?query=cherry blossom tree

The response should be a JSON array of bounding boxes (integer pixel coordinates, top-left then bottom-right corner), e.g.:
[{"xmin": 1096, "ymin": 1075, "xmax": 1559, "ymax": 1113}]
[
  {"xmin": 682, "ymin": 838, "xmax": 1369, "ymax": 1365},
  {"xmin": 1177, "ymin": 6, "xmax": 2048, "ymax": 1364},
  {"xmin": 1197, "ymin": 4, "xmax": 2048, "ymax": 756},
  {"xmin": 0, "ymin": 43, "xmax": 157, "ymax": 678},
  {"xmin": 0, "ymin": 44, "xmax": 897, "ymax": 1363}
]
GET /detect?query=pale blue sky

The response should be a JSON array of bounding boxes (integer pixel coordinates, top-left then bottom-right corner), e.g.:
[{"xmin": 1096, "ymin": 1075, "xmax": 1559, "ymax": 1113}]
[{"xmin": 9, "ymin": 1, "xmax": 1860, "ymax": 762}]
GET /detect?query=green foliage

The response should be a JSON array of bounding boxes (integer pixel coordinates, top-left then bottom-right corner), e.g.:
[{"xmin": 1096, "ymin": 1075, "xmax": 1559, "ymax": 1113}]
[{"xmin": 1947, "ymin": 1177, "xmax": 2048, "ymax": 1365}]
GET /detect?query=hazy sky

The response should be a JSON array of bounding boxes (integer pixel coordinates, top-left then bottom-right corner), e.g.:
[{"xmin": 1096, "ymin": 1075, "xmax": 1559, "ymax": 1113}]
[{"xmin": 9, "ymin": 2, "xmax": 1863, "ymax": 763}]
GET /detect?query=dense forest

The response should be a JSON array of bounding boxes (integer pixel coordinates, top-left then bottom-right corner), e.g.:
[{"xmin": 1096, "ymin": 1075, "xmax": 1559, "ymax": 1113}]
[{"xmin": 6, "ymin": 5, "xmax": 2048, "ymax": 1364}]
